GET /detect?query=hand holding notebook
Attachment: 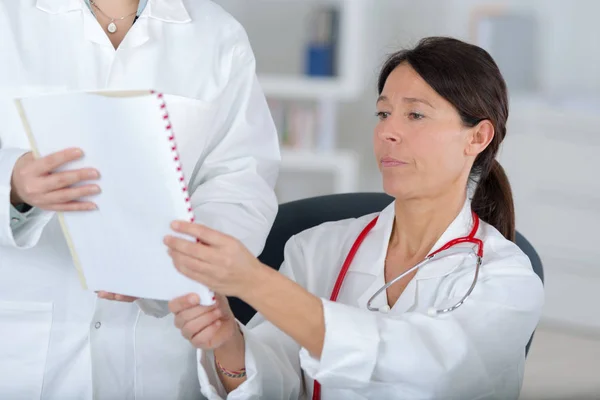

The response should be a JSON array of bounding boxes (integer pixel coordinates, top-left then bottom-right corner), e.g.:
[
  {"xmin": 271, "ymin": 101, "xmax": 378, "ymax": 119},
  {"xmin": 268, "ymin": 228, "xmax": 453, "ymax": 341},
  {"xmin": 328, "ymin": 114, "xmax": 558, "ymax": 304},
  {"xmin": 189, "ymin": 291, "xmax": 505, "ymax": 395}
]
[
  {"xmin": 15, "ymin": 90, "xmax": 215, "ymax": 305},
  {"xmin": 10, "ymin": 147, "xmax": 100, "ymax": 212}
]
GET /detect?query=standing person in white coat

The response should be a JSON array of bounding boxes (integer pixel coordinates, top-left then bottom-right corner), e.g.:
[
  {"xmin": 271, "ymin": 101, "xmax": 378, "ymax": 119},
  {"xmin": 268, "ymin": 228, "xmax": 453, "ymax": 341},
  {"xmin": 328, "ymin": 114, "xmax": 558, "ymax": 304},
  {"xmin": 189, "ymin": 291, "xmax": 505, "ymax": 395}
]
[
  {"xmin": 166, "ymin": 37, "xmax": 545, "ymax": 400},
  {"xmin": 0, "ymin": 0, "xmax": 279, "ymax": 399}
]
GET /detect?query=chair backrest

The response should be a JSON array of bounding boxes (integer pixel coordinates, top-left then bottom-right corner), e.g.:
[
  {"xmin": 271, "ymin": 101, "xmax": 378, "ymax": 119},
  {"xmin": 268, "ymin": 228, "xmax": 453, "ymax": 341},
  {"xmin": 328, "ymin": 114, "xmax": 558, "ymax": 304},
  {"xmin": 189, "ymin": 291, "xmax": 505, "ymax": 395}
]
[{"xmin": 230, "ymin": 193, "xmax": 544, "ymax": 355}]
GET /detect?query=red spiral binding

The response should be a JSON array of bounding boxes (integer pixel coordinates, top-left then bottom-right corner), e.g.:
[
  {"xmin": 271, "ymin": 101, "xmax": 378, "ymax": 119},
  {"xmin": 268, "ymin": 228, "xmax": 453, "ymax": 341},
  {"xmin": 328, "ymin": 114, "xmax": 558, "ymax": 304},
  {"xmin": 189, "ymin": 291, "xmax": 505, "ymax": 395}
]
[{"xmin": 150, "ymin": 90, "xmax": 195, "ymax": 224}]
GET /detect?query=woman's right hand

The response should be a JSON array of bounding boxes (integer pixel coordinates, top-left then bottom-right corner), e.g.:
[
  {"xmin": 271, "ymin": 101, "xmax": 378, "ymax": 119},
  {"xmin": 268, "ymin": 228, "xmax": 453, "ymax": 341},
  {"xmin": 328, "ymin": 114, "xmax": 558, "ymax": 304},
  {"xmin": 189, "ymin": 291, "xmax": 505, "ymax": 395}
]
[
  {"xmin": 171, "ymin": 294, "xmax": 247, "ymax": 392},
  {"xmin": 10, "ymin": 148, "xmax": 100, "ymax": 211},
  {"xmin": 169, "ymin": 293, "xmax": 241, "ymax": 350}
]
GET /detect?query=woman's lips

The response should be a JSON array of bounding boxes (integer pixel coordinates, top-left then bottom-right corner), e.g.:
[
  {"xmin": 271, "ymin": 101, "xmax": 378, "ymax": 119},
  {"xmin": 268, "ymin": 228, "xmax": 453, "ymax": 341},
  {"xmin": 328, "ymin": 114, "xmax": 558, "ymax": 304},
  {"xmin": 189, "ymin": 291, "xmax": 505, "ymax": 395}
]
[{"xmin": 381, "ymin": 157, "xmax": 408, "ymax": 167}]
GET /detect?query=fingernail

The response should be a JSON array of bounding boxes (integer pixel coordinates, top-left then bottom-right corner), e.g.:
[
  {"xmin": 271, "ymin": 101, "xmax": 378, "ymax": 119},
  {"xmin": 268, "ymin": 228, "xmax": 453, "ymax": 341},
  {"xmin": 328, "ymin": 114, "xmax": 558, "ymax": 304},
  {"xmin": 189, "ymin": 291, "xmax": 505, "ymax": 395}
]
[
  {"xmin": 188, "ymin": 294, "xmax": 199, "ymax": 305},
  {"xmin": 172, "ymin": 221, "xmax": 181, "ymax": 229},
  {"xmin": 73, "ymin": 149, "xmax": 83, "ymax": 156},
  {"xmin": 91, "ymin": 186, "xmax": 101, "ymax": 194},
  {"xmin": 88, "ymin": 170, "xmax": 99, "ymax": 179}
]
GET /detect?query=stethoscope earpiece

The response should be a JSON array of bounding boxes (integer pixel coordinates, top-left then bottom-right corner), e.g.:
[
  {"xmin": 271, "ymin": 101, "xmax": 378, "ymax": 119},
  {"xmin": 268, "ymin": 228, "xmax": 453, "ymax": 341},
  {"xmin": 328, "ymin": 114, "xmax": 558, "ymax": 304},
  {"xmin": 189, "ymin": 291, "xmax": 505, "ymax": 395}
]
[{"xmin": 427, "ymin": 307, "xmax": 438, "ymax": 317}]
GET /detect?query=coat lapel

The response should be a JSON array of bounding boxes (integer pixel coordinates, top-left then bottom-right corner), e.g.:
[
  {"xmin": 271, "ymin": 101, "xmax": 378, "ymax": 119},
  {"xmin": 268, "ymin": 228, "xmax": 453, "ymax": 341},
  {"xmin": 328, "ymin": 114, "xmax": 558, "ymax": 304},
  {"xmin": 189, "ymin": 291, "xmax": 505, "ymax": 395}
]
[
  {"xmin": 351, "ymin": 202, "xmax": 395, "ymax": 310},
  {"xmin": 351, "ymin": 198, "xmax": 478, "ymax": 314}
]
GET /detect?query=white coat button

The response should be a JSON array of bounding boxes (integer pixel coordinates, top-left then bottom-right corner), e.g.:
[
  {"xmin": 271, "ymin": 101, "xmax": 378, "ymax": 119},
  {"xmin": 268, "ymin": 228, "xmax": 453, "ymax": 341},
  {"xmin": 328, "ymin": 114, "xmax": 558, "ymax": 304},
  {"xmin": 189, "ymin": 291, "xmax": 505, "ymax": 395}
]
[
  {"xmin": 95, "ymin": 322, "xmax": 101, "ymax": 329},
  {"xmin": 11, "ymin": 217, "xmax": 20, "ymax": 224}
]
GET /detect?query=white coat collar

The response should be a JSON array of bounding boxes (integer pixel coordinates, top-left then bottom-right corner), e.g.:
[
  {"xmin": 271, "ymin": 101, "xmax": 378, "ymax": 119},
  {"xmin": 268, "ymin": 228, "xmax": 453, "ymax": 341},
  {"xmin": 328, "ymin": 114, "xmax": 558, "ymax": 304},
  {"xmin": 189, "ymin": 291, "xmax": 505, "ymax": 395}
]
[
  {"xmin": 145, "ymin": 0, "xmax": 191, "ymax": 23},
  {"xmin": 36, "ymin": 0, "xmax": 82, "ymax": 14},
  {"xmin": 36, "ymin": 0, "xmax": 191, "ymax": 23},
  {"xmin": 349, "ymin": 197, "xmax": 477, "ymax": 280}
]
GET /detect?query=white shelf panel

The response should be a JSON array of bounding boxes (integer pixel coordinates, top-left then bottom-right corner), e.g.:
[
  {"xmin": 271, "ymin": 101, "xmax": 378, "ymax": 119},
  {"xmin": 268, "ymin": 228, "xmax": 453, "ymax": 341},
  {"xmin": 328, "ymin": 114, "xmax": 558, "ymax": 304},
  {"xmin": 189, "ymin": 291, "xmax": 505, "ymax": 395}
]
[
  {"xmin": 258, "ymin": 75, "xmax": 359, "ymax": 100},
  {"xmin": 253, "ymin": 0, "xmax": 367, "ymax": 101}
]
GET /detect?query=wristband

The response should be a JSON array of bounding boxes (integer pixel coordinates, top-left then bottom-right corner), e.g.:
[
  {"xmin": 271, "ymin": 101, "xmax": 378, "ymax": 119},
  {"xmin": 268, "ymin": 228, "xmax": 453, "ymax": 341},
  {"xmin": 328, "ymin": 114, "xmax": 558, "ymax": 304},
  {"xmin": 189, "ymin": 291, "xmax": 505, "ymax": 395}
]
[{"xmin": 215, "ymin": 359, "xmax": 246, "ymax": 379}]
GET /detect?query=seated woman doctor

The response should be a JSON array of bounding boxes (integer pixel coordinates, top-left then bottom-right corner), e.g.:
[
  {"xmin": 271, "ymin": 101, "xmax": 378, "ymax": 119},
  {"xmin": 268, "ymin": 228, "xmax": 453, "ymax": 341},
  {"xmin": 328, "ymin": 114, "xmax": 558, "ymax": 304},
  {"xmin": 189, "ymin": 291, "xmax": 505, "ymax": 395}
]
[{"xmin": 164, "ymin": 36, "xmax": 545, "ymax": 400}]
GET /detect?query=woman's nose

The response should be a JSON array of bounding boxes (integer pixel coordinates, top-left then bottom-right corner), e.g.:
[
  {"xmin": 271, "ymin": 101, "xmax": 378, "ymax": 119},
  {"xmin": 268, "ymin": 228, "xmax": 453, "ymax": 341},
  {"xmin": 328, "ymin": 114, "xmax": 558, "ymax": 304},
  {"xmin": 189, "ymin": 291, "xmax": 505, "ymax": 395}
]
[{"xmin": 377, "ymin": 128, "xmax": 400, "ymax": 143}]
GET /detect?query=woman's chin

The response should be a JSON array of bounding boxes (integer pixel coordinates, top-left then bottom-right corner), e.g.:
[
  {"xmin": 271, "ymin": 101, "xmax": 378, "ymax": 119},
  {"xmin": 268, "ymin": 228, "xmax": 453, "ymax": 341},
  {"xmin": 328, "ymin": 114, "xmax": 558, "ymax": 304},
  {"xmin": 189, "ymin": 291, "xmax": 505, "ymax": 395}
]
[{"xmin": 382, "ymin": 181, "xmax": 409, "ymax": 200}]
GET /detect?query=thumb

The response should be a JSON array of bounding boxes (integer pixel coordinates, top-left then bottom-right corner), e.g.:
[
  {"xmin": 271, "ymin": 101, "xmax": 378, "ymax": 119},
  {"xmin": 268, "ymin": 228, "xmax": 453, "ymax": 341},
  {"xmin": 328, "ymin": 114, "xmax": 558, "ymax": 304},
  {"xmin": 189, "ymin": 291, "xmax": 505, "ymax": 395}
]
[{"xmin": 169, "ymin": 293, "xmax": 200, "ymax": 314}]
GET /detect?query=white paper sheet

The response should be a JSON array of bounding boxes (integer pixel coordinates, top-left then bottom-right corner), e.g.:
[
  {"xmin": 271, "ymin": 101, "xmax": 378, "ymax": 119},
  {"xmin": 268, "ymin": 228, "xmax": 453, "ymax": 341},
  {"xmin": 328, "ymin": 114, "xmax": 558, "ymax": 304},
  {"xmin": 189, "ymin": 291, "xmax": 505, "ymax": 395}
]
[{"xmin": 15, "ymin": 90, "xmax": 215, "ymax": 305}]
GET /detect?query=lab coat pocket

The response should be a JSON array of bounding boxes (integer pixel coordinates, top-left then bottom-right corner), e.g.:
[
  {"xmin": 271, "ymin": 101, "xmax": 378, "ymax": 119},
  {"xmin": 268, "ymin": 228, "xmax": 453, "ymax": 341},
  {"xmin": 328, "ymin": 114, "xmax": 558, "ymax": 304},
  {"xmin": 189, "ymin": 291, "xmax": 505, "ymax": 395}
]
[{"xmin": 0, "ymin": 301, "xmax": 53, "ymax": 400}]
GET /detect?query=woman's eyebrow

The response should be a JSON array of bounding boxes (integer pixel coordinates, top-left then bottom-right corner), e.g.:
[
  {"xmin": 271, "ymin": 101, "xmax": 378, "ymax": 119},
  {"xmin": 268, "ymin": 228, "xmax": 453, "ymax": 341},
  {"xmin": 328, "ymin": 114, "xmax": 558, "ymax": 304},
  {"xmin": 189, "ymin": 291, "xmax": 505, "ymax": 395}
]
[{"xmin": 376, "ymin": 95, "xmax": 435, "ymax": 109}]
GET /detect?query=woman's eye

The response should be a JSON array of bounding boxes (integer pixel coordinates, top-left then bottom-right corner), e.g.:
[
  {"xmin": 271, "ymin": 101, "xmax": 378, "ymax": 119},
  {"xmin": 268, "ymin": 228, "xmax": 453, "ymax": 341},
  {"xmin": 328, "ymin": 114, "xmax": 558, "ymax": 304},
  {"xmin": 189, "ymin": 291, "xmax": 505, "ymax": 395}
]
[
  {"xmin": 376, "ymin": 111, "xmax": 390, "ymax": 120},
  {"xmin": 408, "ymin": 112, "xmax": 425, "ymax": 120}
]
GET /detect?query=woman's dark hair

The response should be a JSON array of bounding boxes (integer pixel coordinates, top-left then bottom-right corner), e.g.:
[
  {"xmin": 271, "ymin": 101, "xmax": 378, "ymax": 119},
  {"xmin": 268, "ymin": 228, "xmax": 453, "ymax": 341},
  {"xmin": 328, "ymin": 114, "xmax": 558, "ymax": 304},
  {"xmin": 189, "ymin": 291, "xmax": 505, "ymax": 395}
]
[{"xmin": 378, "ymin": 37, "xmax": 515, "ymax": 241}]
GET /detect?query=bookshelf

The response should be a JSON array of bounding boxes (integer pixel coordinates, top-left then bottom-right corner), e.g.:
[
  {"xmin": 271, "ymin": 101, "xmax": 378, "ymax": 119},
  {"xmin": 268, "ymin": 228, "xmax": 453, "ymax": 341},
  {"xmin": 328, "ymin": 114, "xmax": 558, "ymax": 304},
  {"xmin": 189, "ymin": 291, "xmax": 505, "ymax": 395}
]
[
  {"xmin": 255, "ymin": 0, "xmax": 366, "ymax": 101},
  {"xmin": 215, "ymin": 0, "xmax": 367, "ymax": 201},
  {"xmin": 234, "ymin": 0, "xmax": 367, "ymax": 201}
]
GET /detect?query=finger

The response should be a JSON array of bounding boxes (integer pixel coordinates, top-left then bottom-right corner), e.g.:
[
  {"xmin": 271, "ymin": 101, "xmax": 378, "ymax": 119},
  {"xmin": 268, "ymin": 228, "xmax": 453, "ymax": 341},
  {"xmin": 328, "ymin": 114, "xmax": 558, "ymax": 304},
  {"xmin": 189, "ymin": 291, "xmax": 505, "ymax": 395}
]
[
  {"xmin": 40, "ymin": 168, "xmax": 100, "ymax": 192},
  {"xmin": 97, "ymin": 291, "xmax": 115, "ymax": 300},
  {"xmin": 168, "ymin": 293, "xmax": 200, "ymax": 314},
  {"xmin": 175, "ymin": 264, "xmax": 214, "ymax": 288},
  {"xmin": 39, "ymin": 184, "xmax": 101, "ymax": 205},
  {"xmin": 42, "ymin": 201, "xmax": 97, "ymax": 212},
  {"xmin": 190, "ymin": 320, "xmax": 222, "ymax": 348},
  {"xmin": 96, "ymin": 291, "xmax": 137, "ymax": 302},
  {"xmin": 32, "ymin": 148, "xmax": 84, "ymax": 175},
  {"xmin": 180, "ymin": 308, "xmax": 223, "ymax": 340},
  {"xmin": 169, "ymin": 249, "xmax": 215, "ymax": 282},
  {"xmin": 173, "ymin": 303, "xmax": 217, "ymax": 329},
  {"xmin": 114, "ymin": 294, "xmax": 137, "ymax": 302},
  {"xmin": 164, "ymin": 237, "xmax": 218, "ymax": 263},
  {"xmin": 170, "ymin": 221, "xmax": 227, "ymax": 246}
]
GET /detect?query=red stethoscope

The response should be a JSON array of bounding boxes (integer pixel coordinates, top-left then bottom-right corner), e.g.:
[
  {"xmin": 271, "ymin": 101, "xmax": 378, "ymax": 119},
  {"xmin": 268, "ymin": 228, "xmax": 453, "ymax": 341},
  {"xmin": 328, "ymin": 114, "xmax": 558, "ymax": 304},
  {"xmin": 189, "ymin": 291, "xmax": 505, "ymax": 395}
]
[{"xmin": 312, "ymin": 211, "xmax": 484, "ymax": 400}]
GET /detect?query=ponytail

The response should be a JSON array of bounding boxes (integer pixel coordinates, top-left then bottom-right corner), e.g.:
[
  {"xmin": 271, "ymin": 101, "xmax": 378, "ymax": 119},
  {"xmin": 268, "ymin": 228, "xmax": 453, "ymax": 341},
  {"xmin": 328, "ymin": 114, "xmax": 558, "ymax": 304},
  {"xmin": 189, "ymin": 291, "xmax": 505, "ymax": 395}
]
[{"xmin": 471, "ymin": 160, "xmax": 515, "ymax": 242}]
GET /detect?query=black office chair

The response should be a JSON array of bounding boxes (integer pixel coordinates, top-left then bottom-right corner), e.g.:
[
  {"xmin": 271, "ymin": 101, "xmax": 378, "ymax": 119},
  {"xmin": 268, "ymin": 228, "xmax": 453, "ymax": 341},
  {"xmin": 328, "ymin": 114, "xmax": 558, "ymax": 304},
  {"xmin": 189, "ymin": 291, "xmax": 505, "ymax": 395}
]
[{"xmin": 229, "ymin": 192, "xmax": 544, "ymax": 356}]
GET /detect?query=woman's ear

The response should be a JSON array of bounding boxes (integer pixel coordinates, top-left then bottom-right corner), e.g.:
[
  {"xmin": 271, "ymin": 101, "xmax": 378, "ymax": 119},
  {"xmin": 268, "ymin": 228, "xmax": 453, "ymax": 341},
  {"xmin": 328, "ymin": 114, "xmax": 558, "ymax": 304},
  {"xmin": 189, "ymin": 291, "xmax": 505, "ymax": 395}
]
[{"xmin": 465, "ymin": 120, "xmax": 494, "ymax": 156}]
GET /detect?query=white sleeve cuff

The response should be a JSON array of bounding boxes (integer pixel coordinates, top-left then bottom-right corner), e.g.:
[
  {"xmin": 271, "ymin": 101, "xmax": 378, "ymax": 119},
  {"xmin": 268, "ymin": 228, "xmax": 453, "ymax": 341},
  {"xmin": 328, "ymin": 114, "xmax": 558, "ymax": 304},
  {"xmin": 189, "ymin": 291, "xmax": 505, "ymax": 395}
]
[
  {"xmin": 0, "ymin": 148, "xmax": 54, "ymax": 248},
  {"xmin": 299, "ymin": 299, "xmax": 380, "ymax": 388},
  {"xmin": 9, "ymin": 203, "xmax": 36, "ymax": 230},
  {"xmin": 197, "ymin": 320, "xmax": 302, "ymax": 400},
  {"xmin": 197, "ymin": 322, "xmax": 263, "ymax": 400},
  {"xmin": 197, "ymin": 349, "xmax": 228, "ymax": 400}
]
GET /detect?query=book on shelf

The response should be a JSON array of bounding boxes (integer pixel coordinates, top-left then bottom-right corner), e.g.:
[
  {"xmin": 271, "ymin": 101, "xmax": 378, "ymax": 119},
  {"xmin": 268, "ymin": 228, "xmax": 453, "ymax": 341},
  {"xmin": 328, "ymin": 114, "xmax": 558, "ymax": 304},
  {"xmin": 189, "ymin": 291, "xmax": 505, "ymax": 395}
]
[{"xmin": 268, "ymin": 99, "xmax": 317, "ymax": 150}]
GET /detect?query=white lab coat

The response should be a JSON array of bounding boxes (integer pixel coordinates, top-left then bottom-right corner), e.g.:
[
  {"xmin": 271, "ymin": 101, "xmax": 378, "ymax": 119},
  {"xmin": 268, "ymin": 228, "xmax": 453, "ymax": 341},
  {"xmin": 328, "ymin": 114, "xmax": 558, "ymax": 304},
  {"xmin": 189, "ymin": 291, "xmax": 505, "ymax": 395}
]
[
  {"xmin": 197, "ymin": 200, "xmax": 545, "ymax": 400},
  {"xmin": 0, "ymin": 1, "xmax": 279, "ymax": 399}
]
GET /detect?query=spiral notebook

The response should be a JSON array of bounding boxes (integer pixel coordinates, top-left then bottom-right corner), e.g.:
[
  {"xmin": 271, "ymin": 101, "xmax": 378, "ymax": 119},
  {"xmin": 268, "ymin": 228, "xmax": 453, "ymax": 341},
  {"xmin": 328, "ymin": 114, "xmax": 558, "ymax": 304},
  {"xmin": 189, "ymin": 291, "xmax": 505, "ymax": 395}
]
[{"xmin": 14, "ymin": 90, "xmax": 215, "ymax": 305}]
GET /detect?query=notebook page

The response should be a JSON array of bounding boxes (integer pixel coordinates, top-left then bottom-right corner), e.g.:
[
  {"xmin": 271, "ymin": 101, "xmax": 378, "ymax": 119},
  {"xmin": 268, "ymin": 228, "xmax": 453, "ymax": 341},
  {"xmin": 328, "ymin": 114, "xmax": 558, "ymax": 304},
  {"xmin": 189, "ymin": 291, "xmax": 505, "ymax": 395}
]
[{"xmin": 16, "ymin": 90, "xmax": 214, "ymax": 305}]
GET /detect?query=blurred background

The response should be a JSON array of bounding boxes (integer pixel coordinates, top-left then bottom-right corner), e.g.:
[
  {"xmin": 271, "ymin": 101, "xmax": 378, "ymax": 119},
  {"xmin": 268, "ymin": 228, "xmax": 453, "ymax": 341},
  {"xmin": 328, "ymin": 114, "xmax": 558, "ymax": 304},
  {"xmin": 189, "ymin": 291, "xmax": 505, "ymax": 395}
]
[{"xmin": 214, "ymin": 0, "xmax": 600, "ymax": 398}]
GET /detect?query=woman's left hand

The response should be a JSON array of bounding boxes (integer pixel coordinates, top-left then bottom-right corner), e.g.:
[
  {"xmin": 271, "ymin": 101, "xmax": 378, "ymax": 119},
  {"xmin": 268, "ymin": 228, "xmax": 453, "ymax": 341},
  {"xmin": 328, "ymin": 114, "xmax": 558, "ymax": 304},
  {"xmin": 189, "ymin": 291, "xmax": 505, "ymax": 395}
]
[{"xmin": 164, "ymin": 221, "xmax": 265, "ymax": 298}]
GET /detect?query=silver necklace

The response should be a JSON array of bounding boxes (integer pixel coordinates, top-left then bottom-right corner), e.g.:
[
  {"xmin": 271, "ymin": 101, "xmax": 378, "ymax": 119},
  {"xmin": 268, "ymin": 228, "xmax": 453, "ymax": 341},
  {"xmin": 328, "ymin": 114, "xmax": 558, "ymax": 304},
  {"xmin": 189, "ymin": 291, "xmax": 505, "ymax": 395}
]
[{"xmin": 89, "ymin": 0, "xmax": 138, "ymax": 34}]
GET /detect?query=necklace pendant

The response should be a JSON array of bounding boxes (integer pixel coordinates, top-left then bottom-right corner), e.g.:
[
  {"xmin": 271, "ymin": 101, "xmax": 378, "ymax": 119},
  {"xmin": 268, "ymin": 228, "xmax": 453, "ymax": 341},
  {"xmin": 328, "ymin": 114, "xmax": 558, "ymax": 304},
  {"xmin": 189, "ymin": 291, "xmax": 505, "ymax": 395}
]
[{"xmin": 107, "ymin": 22, "xmax": 117, "ymax": 34}]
